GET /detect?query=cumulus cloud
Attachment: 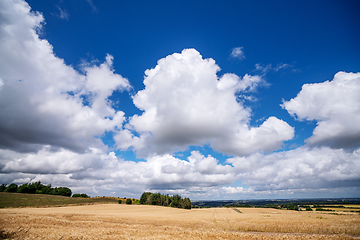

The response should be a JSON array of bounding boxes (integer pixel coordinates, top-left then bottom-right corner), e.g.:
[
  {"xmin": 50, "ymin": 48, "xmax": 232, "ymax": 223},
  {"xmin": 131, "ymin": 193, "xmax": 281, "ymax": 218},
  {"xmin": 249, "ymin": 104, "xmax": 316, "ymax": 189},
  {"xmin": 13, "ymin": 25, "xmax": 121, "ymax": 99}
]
[
  {"xmin": 115, "ymin": 49, "xmax": 294, "ymax": 157},
  {"xmin": 0, "ymin": 147, "xmax": 236, "ymax": 197},
  {"xmin": 0, "ymin": 0, "xmax": 130, "ymax": 153},
  {"xmin": 2, "ymin": 144, "xmax": 358, "ymax": 199},
  {"xmin": 230, "ymin": 47, "xmax": 245, "ymax": 60},
  {"xmin": 1, "ymin": 0, "xmax": 358, "ymax": 200},
  {"xmin": 228, "ymin": 147, "xmax": 360, "ymax": 192},
  {"xmin": 282, "ymin": 72, "xmax": 360, "ymax": 150}
]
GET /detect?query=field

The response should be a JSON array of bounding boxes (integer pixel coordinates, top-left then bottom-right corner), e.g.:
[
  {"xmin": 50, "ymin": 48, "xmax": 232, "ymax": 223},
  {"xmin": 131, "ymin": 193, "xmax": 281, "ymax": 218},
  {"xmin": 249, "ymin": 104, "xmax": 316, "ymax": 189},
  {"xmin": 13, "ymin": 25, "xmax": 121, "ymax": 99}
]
[
  {"xmin": 0, "ymin": 192, "xmax": 122, "ymax": 208},
  {"xmin": 314, "ymin": 204, "xmax": 360, "ymax": 213},
  {"xmin": 1, "ymin": 203, "xmax": 360, "ymax": 239}
]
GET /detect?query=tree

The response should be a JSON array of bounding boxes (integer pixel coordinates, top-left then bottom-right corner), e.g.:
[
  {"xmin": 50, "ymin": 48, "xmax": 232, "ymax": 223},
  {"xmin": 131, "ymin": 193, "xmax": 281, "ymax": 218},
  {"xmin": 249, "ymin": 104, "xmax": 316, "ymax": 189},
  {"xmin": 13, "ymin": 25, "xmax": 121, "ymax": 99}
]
[
  {"xmin": 49, "ymin": 187, "xmax": 72, "ymax": 197},
  {"xmin": 139, "ymin": 192, "xmax": 191, "ymax": 209},
  {"xmin": 0, "ymin": 184, "xmax": 6, "ymax": 192},
  {"xmin": 4, "ymin": 183, "xmax": 18, "ymax": 192},
  {"xmin": 38, "ymin": 183, "xmax": 52, "ymax": 194},
  {"xmin": 150, "ymin": 193, "xmax": 162, "ymax": 205},
  {"xmin": 171, "ymin": 194, "xmax": 181, "ymax": 208},
  {"xmin": 126, "ymin": 198, "xmax": 132, "ymax": 204},
  {"xmin": 73, "ymin": 193, "xmax": 90, "ymax": 198},
  {"xmin": 17, "ymin": 183, "xmax": 31, "ymax": 193},
  {"xmin": 183, "ymin": 198, "xmax": 192, "ymax": 209},
  {"xmin": 140, "ymin": 192, "xmax": 151, "ymax": 204}
]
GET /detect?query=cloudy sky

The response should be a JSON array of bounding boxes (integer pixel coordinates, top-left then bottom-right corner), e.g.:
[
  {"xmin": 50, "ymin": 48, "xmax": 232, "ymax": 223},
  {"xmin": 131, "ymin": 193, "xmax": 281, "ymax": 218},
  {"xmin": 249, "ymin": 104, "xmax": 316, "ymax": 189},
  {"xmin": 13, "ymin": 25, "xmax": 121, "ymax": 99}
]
[{"xmin": 0, "ymin": 0, "xmax": 359, "ymax": 200}]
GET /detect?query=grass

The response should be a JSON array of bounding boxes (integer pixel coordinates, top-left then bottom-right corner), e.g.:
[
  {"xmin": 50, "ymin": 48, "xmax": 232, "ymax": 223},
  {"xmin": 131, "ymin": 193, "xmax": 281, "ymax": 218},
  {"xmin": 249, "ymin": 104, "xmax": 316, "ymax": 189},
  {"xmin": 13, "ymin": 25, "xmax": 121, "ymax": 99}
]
[{"xmin": 0, "ymin": 192, "xmax": 119, "ymax": 208}]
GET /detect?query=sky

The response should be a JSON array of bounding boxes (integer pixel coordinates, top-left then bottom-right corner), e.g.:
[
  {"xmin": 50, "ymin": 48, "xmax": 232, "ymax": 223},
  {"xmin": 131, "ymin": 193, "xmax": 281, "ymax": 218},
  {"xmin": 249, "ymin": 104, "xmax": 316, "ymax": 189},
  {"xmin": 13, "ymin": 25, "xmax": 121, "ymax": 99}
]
[{"xmin": 0, "ymin": 0, "xmax": 359, "ymax": 200}]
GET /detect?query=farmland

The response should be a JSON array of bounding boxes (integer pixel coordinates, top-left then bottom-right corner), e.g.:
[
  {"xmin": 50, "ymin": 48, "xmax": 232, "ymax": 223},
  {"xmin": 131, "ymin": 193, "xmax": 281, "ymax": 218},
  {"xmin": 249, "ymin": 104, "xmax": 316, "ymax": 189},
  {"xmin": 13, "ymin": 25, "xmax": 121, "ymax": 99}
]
[
  {"xmin": 0, "ymin": 192, "xmax": 121, "ymax": 208},
  {"xmin": 1, "ymin": 203, "xmax": 360, "ymax": 239}
]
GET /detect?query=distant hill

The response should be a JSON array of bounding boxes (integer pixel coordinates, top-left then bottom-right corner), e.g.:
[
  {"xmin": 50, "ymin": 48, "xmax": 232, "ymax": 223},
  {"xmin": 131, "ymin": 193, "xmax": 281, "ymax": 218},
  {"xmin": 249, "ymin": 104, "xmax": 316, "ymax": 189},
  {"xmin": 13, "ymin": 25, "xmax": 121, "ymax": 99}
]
[
  {"xmin": 192, "ymin": 198, "xmax": 360, "ymax": 208},
  {"xmin": 0, "ymin": 192, "xmax": 119, "ymax": 208}
]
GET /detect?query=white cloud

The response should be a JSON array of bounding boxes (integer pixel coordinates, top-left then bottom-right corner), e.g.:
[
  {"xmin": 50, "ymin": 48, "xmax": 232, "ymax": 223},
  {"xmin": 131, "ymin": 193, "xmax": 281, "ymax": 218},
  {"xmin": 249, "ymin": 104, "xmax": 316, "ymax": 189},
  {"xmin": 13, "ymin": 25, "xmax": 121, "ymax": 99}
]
[
  {"xmin": 54, "ymin": 6, "xmax": 69, "ymax": 20},
  {"xmin": 228, "ymin": 147, "xmax": 360, "ymax": 192},
  {"xmin": 282, "ymin": 71, "xmax": 360, "ymax": 149},
  {"xmin": 2, "ymin": 145, "xmax": 358, "ymax": 199},
  {"xmin": 86, "ymin": 0, "xmax": 98, "ymax": 13},
  {"xmin": 116, "ymin": 49, "xmax": 294, "ymax": 157},
  {"xmin": 0, "ymin": 147, "xmax": 237, "ymax": 197},
  {"xmin": 230, "ymin": 47, "xmax": 245, "ymax": 60},
  {"xmin": 221, "ymin": 186, "xmax": 255, "ymax": 194},
  {"xmin": 1, "ymin": 0, "xmax": 358, "ymax": 200},
  {"xmin": 255, "ymin": 63, "xmax": 272, "ymax": 74},
  {"xmin": 274, "ymin": 63, "xmax": 291, "ymax": 71},
  {"xmin": 0, "ymin": 0, "xmax": 130, "ymax": 153},
  {"xmin": 255, "ymin": 63, "xmax": 293, "ymax": 75}
]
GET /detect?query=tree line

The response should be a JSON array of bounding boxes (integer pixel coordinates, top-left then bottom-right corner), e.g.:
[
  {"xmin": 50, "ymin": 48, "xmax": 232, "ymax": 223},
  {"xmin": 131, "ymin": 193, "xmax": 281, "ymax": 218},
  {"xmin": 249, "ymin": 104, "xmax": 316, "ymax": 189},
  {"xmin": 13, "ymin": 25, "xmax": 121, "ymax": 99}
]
[
  {"xmin": 140, "ymin": 192, "xmax": 191, "ymax": 209},
  {"xmin": 0, "ymin": 181, "xmax": 72, "ymax": 197}
]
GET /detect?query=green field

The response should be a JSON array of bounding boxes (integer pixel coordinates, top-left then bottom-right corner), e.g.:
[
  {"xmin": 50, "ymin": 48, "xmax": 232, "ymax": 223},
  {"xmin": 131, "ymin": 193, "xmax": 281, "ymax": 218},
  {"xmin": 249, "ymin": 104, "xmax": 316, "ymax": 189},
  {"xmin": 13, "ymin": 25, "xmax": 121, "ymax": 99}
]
[
  {"xmin": 317, "ymin": 204, "xmax": 360, "ymax": 212},
  {"xmin": 0, "ymin": 192, "xmax": 119, "ymax": 208}
]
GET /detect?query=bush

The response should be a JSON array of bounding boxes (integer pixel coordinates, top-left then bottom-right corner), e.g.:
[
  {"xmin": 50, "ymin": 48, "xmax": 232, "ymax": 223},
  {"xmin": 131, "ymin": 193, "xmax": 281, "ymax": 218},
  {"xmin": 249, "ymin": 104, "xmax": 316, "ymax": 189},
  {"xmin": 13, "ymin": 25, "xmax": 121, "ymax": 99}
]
[
  {"xmin": 126, "ymin": 198, "xmax": 132, "ymax": 204},
  {"xmin": 72, "ymin": 193, "xmax": 90, "ymax": 198},
  {"xmin": 316, "ymin": 208, "xmax": 333, "ymax": 211},
  {"xmin": 118, "ymin": 199, "xmax": 122, "ymax": 204},
  {"xmin": 305, "ymin": 206, "xmax": 313, "ymax": 211}
]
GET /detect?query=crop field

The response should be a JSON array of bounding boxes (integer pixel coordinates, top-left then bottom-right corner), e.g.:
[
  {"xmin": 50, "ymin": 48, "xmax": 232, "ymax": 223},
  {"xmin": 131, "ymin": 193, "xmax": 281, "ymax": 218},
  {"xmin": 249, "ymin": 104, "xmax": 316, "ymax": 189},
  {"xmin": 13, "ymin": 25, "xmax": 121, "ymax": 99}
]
[
  {"xmin": 315, "ymin": 204, "xmax": 360, "ymax": 213},
  {"xmin": 1, "ymin": 204, "xmax": 359, "ymax": 239}
]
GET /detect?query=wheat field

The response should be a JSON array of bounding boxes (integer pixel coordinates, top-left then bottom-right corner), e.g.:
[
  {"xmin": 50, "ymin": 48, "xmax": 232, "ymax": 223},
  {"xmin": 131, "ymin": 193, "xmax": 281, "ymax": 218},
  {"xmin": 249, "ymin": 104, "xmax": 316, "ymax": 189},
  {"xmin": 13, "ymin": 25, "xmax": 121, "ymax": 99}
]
[{"xmin": 1, "ymin": 204, "xmax": 359, "ymax": 239}]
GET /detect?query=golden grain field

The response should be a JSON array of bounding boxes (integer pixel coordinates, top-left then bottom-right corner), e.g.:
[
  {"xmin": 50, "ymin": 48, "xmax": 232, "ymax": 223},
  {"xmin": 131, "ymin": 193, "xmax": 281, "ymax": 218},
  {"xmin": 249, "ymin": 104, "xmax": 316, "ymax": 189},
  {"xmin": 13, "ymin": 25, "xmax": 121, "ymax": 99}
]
[{"xmin": 1, "ymin": 204, "xmax": 359, "ymax": 239}]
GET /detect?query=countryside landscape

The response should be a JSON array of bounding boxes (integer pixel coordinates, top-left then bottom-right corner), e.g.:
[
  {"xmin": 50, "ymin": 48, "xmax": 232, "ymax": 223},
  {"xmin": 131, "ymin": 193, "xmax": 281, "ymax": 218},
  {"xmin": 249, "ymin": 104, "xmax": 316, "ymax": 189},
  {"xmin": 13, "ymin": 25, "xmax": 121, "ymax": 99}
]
[
  {"xmin": 1, "ymin": 185, "xmax": 360, "ymax": 239},
  {"xmin": 1, "ymin": 0, "xmax": 360, "ymax": 239}
]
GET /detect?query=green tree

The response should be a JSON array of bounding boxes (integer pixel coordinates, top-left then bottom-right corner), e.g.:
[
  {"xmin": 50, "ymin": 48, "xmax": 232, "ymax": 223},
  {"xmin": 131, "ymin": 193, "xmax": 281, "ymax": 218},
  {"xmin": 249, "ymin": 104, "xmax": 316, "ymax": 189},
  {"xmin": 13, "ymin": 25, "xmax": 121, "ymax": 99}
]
[
  {"xmin": 73, "ymin": 193, "xmax": 90, "ymax": 198},
  {"xmin": 183, "ymin": 197, "xmax": 192, "ymax": 209},
  {"xmin": 140, "ymin": 192, "xmax": 151, "ymax": 204},
  {"xmin": 0, "ymin": 184, "xmax": 7, "ymax": 192},
  {"xmin": 17, "ymin": 183, "xmax": 31, "ymax": 193},
  {"xmin": 4, "ymin": 183, "xmax": 18, "ymax": 192},
  {"xmin": 150, "ymin": 193, "xmax": 162, "ymax": 205},
  {"xmin": 139, "ymin": 192, "xmax": 191, "ymax": 209},
  {"xmin": 38, "ymin": 184, "xmax": 52, "ymax": 194},
  {"xmin": 171, "ymin": 194, "xmax": 181, "ymax": 208},
  {"xmin": 126, "ymin": 198, "xmax": 132, "ymax": 204},
  {"xmin": 49, "ymin": 187, "xmax": 72, "ymax": 197}
]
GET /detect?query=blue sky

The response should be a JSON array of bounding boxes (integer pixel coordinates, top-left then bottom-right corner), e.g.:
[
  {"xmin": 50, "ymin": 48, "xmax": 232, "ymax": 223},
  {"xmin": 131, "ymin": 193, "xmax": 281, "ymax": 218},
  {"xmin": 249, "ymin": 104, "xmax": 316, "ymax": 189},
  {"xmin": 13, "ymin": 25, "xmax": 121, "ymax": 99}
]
[{"xmin": 0, "ymin": 0, "xmax": 359, "ymax": 200}]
